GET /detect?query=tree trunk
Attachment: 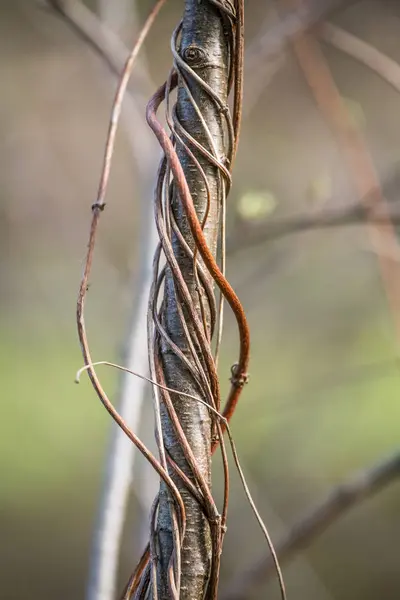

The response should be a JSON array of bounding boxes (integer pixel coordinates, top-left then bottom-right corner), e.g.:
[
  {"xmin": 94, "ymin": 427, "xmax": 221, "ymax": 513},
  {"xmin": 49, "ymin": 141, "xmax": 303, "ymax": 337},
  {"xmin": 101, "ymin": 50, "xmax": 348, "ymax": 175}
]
[{"xmin": 155, "ymin": 1, "xmax": 230, "ymax": 598}]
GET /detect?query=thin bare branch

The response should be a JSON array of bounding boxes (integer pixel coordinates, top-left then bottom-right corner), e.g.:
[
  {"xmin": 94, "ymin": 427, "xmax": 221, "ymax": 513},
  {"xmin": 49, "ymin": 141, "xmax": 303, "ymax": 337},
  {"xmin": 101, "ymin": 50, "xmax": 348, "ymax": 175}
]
[
  {"xmin": 243, "ymin": 0, "xmax": 353, "ymax": 113},
  {"xmin": 48, "ymin": 0, "xmax": 153, "ymax": 157},
  {"xmin": 48, "ymin": 0, "xmax": 143, "ymax": 84},
  {"xmin": 226, "ymin": 198, "xmax": 400, "ymax": 256},
  {"xmin": 245, "ymin": 0, "xmax": 348, "ymax": 66},
  {"xmin": 319, "ymin": 22, "xmax": 400, "ymax": 95},
  {"xmin": 67, "ymin": 4, "xmax": 170, "ymax": 600},
  {"xmin": 221, "ymin": 450, "xmax": 400, "ymax": 600},
  {"xmin": 84, "ymin": 0, "xmax": 166, "ymax": 213},
  {"xmin": 244, "ymin": 3, "xmax": 400, "ymax": 119},
  {"xmin": 228, "ymin": 6, "xmax": 400, "ymax": 257},
  {"xmin": 282, "ymin": 0, "xmax": 400, "ymax": 344},
  {"xmin": 49, "ymin": 3, "xmax": 163, "ymax": 598}
]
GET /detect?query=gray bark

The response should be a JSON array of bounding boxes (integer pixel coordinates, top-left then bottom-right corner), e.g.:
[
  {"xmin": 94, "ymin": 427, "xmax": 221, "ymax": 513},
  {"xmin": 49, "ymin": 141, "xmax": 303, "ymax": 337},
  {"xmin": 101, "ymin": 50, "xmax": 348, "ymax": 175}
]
[{"xmin": 156, "ymin": 1, "xmax": 230, "ymax": 598}]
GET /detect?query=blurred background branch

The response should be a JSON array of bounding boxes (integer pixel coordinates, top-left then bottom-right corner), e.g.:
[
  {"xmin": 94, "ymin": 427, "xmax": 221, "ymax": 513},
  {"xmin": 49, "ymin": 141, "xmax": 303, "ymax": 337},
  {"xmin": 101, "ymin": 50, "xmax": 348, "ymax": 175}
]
[
  {"xmin": 285, "ymin": 0, "xmax": 400, "ymax": 344},
  {"xmin": 221, "ymin": 450, "xmax": 400, "ymax": 600},
  {"xmin": 319, "ymin": 22, "xmax": 400, "ymax": 94},
  {"xmin": 227, "ymin": 191, "xmax": 400, "ymax": 256}
]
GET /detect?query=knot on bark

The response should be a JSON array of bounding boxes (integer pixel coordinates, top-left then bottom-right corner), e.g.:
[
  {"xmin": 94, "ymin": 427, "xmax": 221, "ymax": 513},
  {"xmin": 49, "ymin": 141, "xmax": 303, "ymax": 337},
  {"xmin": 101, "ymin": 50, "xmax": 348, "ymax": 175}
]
[
  {"xmin": 91, "ymin": 201, "xmax": 106, "ymax": 212},
  {"xmin": 182, "ymin": 45, "xmax": 213, "ymax": 69}
]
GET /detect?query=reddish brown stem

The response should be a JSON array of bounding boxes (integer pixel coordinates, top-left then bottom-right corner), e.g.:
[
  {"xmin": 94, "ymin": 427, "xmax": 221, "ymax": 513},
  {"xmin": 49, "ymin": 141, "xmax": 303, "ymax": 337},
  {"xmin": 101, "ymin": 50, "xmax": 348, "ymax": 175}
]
[{"xmin": 146, "ymin": 78, "xmax": 250, "ymax": 445}]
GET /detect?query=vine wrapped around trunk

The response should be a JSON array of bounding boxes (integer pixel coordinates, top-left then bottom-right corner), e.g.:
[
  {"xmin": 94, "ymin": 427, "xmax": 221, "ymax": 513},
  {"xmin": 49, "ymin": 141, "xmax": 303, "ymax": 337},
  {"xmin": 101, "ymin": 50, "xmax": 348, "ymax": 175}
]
[{"xmin": 137, "ymin": 1, "xmax": 247, "ymax": 598}]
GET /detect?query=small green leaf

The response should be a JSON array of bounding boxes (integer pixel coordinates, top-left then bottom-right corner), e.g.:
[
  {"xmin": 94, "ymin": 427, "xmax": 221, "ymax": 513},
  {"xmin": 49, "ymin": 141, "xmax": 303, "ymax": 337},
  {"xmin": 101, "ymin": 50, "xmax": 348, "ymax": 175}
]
[
  {"xmin": 342, "ymin": 96, "xmax": 366, "ymax": 130},
  {"xmin": 237, "ymin": 190, "xmax": 277, "ymax": 221}
]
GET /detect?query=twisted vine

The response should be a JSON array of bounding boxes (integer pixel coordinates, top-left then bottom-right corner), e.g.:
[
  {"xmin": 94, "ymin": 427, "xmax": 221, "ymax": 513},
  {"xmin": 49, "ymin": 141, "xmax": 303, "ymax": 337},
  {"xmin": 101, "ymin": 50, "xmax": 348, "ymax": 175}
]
[
  {"xmin": 73, "ymin": 0, "xmax": 284, "ymax": 598},
  {"xmin": 127, "ymin": 1, "xmax": 250, "ymax": 598}
]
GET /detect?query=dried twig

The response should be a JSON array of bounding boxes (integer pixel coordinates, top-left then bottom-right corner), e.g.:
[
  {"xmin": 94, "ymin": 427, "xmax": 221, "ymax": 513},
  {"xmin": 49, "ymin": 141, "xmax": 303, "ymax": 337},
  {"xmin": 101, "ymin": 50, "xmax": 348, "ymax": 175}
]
[
  {"xmin": 221, "ymin": 450, "xmax": 400, "ymax": 600},
  {"xmin": 49, "ymin": 4, "xmax": 164, "ymax": 598},
  {"xmin": 84, "ymin": 0, "xmax": 166, "ymax": 214},
  {"xmin": 71, "ymin": 2, "xmax": 177, "ymax": 600}
]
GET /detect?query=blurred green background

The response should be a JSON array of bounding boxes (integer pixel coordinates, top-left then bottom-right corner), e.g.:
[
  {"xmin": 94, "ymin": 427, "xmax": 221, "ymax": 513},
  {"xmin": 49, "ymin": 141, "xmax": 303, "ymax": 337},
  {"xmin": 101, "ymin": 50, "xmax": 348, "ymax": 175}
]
[{"xmin": 1, "ymin": 1, "xmax": 399, "ymax": 599}]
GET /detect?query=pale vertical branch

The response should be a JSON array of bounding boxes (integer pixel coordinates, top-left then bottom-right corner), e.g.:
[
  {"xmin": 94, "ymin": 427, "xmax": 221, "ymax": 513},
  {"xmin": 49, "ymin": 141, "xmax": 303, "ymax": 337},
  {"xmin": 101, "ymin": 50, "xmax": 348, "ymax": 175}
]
[
  {"xmin": 86, "ymin": 2, "xmax": 158, "ymax": 598},
  {"xmin": 49, "ymin": 2, "xmax": 162, "ymax": 600},
  {"xmin": 97, "ymin": 0, "xmax": 132, "ymax": 36},
  {"xmin": 87, "ymin": 214, "xmax": 157, "ymax": 600}
]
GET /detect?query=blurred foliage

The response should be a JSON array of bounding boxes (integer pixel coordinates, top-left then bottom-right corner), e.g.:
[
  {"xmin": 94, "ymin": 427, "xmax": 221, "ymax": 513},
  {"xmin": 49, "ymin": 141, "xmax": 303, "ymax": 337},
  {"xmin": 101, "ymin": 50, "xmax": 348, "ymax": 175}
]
[{"xmin": 0, "ymin": 330, "xmax": 111, "ymax": 510}]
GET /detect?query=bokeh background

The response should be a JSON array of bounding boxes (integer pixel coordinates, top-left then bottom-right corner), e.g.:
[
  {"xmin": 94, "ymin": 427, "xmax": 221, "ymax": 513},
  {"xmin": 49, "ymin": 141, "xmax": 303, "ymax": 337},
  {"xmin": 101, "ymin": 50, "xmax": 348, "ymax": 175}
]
[{"xmin": 1, "ymin": 1, "xmax": 399, "ymax": 599}]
